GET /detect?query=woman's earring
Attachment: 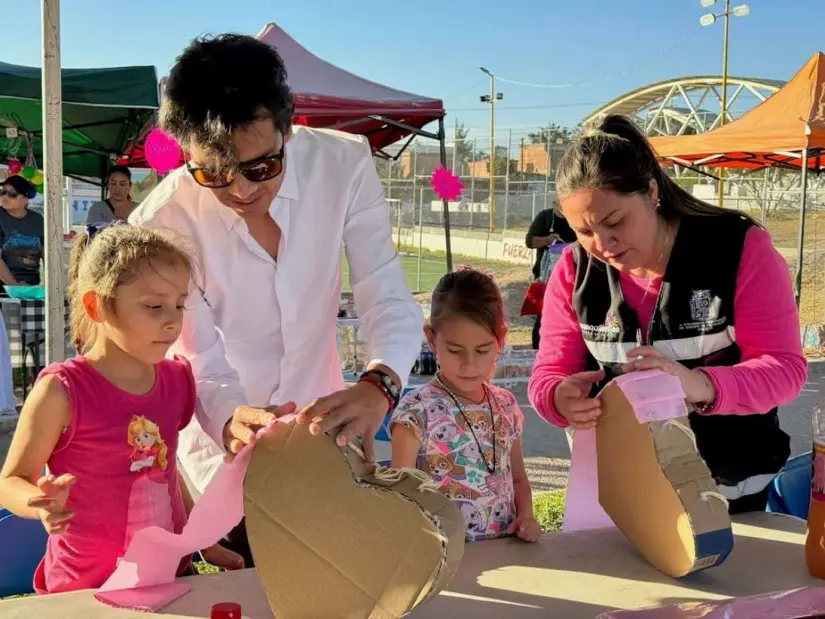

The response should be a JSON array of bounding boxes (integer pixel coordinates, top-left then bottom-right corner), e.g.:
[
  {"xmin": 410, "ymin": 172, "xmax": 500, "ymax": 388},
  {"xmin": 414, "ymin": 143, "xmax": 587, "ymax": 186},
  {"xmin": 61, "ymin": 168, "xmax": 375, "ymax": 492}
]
[{"xmin": 655, "ymin": 198, "xmax": 661, "ymax": 211}]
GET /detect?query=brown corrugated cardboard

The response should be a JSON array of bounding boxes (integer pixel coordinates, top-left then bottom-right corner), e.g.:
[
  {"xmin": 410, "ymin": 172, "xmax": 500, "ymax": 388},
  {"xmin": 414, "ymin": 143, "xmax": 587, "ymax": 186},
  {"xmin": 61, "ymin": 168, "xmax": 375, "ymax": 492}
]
[
  {"xmin": 243, "ymin": 421, "xmax": 465, "ymax": 619},
  {"xmin": 596, "ymin": 380, "xmax": 734, "ymax": 578}
]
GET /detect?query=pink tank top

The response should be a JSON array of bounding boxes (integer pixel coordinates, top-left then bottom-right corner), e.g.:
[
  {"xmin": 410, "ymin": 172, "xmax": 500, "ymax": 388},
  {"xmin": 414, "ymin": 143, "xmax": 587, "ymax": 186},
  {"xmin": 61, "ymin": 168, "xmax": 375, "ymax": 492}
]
[{"xmin": 33, "ymin": 356, "xmax": 196, "ymax": 594}]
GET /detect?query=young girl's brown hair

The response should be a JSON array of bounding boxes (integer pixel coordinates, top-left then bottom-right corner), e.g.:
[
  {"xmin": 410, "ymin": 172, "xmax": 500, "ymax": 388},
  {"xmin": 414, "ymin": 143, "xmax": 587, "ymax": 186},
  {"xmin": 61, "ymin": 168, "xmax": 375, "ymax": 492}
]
[
  {"xmin": 429, "ymin": 266, "xmax": 507, "ymax": 344},
  {"xmin": 68, "ymin": 224, "xmax": 194, "ymax": 352}
]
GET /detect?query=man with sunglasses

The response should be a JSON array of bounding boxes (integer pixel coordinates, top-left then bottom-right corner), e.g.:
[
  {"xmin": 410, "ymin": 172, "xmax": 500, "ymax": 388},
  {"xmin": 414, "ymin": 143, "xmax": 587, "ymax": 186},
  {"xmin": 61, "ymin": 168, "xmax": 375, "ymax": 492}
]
[{"xmin": 130, "ymin": 35, "xmax": 423, "ymax": 565}]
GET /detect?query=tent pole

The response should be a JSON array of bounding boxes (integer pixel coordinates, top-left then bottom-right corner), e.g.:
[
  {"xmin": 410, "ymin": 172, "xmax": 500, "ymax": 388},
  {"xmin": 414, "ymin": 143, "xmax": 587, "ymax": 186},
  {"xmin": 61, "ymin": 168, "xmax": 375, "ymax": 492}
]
[
  {"xmin": 438, "ymin": 117, "xmax": 453, "ymax": 272},
  {"xmin": 793, "ymin": 147, "xmax": 809, "ymax": 307},
  {"xmin": 41, "ymin": 0, "xmax": 66, "ymax": 365}
]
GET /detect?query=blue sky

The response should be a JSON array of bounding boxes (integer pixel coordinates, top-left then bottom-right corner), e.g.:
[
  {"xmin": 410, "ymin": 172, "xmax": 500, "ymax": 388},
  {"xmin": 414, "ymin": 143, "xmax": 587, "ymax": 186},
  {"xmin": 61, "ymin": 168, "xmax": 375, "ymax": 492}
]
[{"xmin": 1, "ymin": 0, "xmax": 823, "ymax": 142}]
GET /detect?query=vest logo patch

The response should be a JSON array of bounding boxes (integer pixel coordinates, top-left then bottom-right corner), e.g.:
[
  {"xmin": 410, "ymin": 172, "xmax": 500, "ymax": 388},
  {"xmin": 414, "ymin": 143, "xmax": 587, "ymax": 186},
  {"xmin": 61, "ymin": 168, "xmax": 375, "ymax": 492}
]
[
  {"xmin": 686, "ymin": 290, "xmax": 725, "ymax": 332},
  {"xmin": 580, "ymin": 311, "xmax": 622, "ymax": 340}
]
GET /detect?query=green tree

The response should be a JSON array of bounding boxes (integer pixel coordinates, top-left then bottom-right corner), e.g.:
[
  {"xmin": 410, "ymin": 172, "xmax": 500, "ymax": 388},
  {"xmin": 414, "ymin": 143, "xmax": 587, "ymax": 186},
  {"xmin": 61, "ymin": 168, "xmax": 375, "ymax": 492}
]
[{"xmin": 528, "ymin": 122, "xmax": 577, "ymax": 144}]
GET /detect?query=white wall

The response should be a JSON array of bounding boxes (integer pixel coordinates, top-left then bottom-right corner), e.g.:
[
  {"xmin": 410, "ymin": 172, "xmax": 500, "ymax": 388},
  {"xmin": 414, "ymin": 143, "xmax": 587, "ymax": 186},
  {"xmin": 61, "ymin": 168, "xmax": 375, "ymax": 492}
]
[{"xmin": 395, "ymin": 225, "xmax": 535, "ymax": 265}]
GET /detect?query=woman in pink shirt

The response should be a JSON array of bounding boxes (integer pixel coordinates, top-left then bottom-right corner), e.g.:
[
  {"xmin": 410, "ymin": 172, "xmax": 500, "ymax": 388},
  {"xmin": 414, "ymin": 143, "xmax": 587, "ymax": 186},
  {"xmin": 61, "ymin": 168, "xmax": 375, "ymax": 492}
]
[
  {"xmin": 0, "ymin": 224, "xmax": 242, "ymax": 594},
  {"xmin": 528, "ymin": 115, "xmax": 806, "ymax": 517}
]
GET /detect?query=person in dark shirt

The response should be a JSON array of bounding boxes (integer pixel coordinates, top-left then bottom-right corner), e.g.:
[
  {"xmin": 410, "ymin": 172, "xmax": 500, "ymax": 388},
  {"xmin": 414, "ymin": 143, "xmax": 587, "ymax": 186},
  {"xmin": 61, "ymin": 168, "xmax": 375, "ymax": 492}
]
[
  {"xmin": 525, "ymin": 207, "xmax": 577, "ymax": 349},
  {"xmin": 0, "ymin": 176, "xmax": 44, "ymax": 286}
]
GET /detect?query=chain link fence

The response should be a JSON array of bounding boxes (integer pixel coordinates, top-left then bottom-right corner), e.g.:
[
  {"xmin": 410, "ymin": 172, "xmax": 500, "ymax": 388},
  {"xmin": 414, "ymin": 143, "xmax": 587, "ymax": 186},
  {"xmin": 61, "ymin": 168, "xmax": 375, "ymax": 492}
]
[{"xmin": 370, "ymin": 139, "xmax": 825, "ymax": 329}]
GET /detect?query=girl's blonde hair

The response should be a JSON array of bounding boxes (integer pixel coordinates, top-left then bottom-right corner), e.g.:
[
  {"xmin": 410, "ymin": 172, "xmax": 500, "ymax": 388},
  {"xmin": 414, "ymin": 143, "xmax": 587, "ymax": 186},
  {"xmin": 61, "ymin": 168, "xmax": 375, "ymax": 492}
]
[{"xmin": 68, "ymin": 224, "xmax": 193, "ymax": 352}]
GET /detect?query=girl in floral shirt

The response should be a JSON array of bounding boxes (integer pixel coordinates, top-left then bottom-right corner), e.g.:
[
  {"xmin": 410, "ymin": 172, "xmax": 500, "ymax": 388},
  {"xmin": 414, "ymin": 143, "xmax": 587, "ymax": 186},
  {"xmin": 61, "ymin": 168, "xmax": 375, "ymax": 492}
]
[{"xmin": 390, "ymin": 267, "xmax": 540, "ymax": 543}]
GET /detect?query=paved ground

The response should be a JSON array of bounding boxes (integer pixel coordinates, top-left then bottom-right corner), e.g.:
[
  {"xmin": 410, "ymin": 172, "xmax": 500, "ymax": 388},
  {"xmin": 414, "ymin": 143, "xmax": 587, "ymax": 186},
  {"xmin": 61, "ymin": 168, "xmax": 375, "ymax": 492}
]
[{"xmin": 2, "ymin": 362, "xmax": 824, "ymax": 492}]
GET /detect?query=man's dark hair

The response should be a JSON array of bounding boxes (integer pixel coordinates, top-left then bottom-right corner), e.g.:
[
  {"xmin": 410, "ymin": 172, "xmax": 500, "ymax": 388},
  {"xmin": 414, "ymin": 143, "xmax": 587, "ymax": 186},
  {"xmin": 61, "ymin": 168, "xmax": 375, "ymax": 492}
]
[{"xmin": 160, "ymin": 34, "xmax": 294, "ymax": 171}]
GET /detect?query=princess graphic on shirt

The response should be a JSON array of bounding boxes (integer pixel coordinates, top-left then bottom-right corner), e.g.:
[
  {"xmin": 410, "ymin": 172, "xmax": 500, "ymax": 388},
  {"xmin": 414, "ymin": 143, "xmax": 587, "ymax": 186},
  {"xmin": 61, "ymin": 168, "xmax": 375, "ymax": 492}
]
[
  {"xmin": 125, "ymin": 415, "xmax": 173, "ymax": 546},
  {"xmin": 127, "ymin": 415, "xmax": 168, "ymax": 473}
]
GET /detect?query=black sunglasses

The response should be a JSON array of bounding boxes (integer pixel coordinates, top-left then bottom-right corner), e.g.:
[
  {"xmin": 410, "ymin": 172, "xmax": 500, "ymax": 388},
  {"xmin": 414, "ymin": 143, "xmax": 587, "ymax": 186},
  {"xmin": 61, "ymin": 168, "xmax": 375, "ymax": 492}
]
[
  {"xmin": 0, "ymin": 190, "xmax": 20, "ymax": 199},
  {"xmin": 186, "ymin": 143, "xmax": 286, "ymax": 189}
]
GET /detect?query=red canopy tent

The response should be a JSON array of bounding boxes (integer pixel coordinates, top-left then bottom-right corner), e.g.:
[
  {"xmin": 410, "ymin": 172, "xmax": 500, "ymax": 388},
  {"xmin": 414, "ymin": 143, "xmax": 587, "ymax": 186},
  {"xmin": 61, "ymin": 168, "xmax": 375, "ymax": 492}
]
[{"xmin": 118, "ymin": 22, "xmax": 453, "ymax": 267}]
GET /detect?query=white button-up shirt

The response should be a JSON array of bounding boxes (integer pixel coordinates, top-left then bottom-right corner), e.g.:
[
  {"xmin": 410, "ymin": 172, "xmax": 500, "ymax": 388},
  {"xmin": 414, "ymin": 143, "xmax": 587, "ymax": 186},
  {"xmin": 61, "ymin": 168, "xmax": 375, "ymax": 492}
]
[{"xmin": 130, "ymin": 126, "xmax": 424, "ymax": 493}]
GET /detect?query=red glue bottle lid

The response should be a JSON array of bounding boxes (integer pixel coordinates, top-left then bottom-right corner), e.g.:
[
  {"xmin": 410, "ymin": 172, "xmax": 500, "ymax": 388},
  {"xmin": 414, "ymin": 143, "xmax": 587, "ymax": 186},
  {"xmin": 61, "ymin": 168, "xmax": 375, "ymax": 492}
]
[{"xmin": 211, "ymin": 602, "xmax": 242, "ymax": 619}]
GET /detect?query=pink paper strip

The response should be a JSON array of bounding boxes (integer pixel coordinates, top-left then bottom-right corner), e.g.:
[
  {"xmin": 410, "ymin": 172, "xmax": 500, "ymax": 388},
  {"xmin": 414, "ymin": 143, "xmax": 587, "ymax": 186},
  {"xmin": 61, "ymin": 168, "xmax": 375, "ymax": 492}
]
[
  {"xmin": 563, "ymin": 370, "xmax": 687, "ymax": 533},
  {"xmin": 612, "ymin": 370, "xmax": 688, "ymax": 424},
  {"xmin": 563, "ymin": 427, "xmax": 614, "ymax": 532},
  {"xmin": 94, "ymin": 414, "xmax": 297, "ymax": 611}
]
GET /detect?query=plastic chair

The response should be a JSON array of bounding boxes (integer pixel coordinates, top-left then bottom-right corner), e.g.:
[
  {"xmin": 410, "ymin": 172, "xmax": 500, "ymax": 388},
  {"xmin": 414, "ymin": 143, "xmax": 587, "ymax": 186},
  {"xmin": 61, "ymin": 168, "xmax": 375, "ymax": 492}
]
[
  {"xmin": 0, "ymin": 508, "xmax": 48, "ymax": 597},
  {"xmin": 767, "ymin": 451, "xmax": 812, "ymax": 520}
]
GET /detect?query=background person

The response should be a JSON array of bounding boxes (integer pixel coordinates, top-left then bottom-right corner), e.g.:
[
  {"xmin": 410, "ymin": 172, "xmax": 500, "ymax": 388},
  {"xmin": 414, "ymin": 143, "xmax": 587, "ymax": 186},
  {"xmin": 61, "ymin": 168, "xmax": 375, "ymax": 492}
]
[
  {"xmin": 0, "ymin": 176, "xmax": 43, "ymax": 286},
  {"xmin": 524, "ymin": 206, "xmax": 577, "ymax": 349},
  {"xmin": 86, "ymin": 166, "xmax": 139, "ymax": 224}
]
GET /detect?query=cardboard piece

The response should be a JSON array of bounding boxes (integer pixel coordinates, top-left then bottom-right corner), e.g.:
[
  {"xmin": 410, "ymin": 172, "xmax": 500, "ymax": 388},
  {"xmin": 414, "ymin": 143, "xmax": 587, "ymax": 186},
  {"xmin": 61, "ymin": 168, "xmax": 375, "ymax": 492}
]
[
  {"xmin": 244, "ymin": 421, "xmax": 465, "ymax": 619},
  {"xmin": 596, "ymin": 371, "xmax": 734, "ymax": 578}
]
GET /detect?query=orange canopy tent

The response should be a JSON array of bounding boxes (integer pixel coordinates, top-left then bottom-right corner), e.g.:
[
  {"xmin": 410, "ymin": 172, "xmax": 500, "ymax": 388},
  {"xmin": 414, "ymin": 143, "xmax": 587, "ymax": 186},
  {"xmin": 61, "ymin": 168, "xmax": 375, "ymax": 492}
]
[
  {"xmin": 650, "ymin": 52, "xmax": 825, "ymax": 303},
  {"xmin": 650, "ymin": 52, "xmax": 825, "ymax": 170}
]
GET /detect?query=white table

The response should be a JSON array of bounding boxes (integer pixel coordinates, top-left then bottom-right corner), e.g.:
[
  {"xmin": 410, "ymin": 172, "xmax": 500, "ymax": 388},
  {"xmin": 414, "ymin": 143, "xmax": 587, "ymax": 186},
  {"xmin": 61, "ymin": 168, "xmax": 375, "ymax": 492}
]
[{"xmin": 0, "ymin": 513, "xmax": 819, "ymax": 618}]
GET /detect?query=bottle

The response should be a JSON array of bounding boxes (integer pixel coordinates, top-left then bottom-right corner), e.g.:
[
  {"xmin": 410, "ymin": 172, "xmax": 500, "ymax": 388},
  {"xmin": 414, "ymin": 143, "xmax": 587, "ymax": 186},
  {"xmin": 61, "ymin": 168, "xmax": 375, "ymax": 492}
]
[
  {"xmin": 210, "ymin": 602, "xmax": 242, "ymax": 619},
  {"xmin": 807, "ymin": 399, "xmax": 825, "ymax": 578}
]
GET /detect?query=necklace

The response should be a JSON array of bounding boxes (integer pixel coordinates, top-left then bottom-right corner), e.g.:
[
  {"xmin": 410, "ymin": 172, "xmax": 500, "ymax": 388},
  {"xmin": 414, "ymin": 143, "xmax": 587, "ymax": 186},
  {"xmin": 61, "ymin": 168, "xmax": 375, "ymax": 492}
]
[
  {"xmin": 635, "ymin": 228, "xmax": 670, "ymax": 347},
  {"xmin": 433, "ymin": 373, "xmax": 497, "ymax": 474}
]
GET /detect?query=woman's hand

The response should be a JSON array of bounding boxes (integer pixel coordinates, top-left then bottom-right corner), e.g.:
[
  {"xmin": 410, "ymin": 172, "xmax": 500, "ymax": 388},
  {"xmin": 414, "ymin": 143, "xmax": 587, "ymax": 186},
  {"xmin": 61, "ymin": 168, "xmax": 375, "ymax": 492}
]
[
  {"xmin": 199, "ymin": 544, "xmax": 245, "ymax": 571},
  {"xmin": 624, "ymin": 346, "xmax": 716, "ymax": 406},
  {"xmin": 552, "ymin": 370, "xmax": 605, "ymax": 430}
]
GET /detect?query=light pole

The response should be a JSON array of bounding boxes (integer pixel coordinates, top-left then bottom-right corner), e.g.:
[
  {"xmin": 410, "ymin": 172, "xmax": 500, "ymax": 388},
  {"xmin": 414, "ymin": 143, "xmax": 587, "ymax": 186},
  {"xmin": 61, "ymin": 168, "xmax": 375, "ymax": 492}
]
[
  {"xmin": 480, "ymin": 67, "xmax": 503, "ymax": 232},
  {"xmin": 700, "ymin": 0, "xmax": 750, "ymax": 208}
]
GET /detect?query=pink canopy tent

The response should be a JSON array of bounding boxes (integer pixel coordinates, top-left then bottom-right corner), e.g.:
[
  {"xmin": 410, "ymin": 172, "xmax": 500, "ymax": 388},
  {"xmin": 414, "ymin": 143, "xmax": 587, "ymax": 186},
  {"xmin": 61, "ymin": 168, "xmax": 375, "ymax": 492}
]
[{"xmin": 119, "ymin": 22, "xmax": 453, "ymax": 267}]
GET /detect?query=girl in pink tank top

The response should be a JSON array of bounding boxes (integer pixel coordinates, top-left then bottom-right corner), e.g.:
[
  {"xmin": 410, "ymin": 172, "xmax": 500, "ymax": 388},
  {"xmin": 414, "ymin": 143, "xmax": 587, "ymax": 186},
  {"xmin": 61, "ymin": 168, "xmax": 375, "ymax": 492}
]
[{"xmin": 0, "ymin": 224, "xmax": 243, "ymax": 594}]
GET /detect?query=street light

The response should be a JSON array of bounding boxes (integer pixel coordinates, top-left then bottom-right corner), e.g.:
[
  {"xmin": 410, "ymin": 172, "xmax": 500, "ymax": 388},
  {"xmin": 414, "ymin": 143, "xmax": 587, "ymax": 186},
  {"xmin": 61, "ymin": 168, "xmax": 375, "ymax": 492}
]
[
  {"xmin": 699, "ymin": 0, "xmax": 750, "ymax": 208},
  {"xmin": 479, "ymin": 67, "xmax": 503, "ymax": 232}
]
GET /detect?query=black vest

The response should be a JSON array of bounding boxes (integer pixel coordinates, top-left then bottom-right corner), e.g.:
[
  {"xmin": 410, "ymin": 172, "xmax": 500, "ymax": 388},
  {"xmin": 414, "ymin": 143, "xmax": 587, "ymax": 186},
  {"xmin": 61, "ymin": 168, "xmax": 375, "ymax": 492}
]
[{"xmin": 571, "ymin": 214, "xmax": 790, "ymax": 488}]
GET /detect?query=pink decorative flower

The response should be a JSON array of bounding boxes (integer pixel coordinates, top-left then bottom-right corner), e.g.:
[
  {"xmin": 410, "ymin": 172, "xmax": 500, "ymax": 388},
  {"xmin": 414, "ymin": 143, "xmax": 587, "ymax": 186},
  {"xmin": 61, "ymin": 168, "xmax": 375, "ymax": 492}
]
[
  {"xmin": 144, "ymin": 129, "xmax": 182, "ymax": 174},
  {"xmin": 430, "ymin": 166, "xmax": 464, "ymax": 201}
]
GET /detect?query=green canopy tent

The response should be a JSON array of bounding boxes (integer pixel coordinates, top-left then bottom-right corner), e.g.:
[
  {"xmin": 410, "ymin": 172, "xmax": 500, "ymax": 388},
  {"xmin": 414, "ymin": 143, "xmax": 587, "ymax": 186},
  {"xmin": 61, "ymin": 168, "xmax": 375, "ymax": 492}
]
[{"xmin": 0, "ymin": 61, "xmax": 159, "ymax": 180}]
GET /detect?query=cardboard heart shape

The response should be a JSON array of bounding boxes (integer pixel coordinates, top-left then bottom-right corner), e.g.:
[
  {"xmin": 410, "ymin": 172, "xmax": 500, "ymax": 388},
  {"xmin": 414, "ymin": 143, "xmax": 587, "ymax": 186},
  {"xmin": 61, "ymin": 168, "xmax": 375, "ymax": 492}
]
[
  {"xmin": 597, "ymin": 378, "xmax": 734, "ymax": 578},
  {"xmin": 244, "ymin": 421, "xmax": 465, "ymax": 619}
]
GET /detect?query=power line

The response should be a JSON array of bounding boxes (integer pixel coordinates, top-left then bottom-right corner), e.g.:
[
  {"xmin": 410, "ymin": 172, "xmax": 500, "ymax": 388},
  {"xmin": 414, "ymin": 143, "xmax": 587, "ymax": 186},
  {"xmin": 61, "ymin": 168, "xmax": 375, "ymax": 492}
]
[
  {"xmin": 449, "ymin": 101, "xmax": 603, "ymax": 112},
  {"xmin": 492, "ymin": 30, "xmax": 702, "ymax": 90}
]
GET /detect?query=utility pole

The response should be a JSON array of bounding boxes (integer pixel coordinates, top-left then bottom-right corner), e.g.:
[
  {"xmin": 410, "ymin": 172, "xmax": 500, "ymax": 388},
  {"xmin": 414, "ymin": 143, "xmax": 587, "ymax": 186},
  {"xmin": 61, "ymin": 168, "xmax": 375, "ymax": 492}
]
[
  {"xmin": 700, "ymin": 0, "xmax": 750, "ymax": 208},
  {"xmin": 480, "ymin": 67, "xmax": 503, "ymax": 232}
]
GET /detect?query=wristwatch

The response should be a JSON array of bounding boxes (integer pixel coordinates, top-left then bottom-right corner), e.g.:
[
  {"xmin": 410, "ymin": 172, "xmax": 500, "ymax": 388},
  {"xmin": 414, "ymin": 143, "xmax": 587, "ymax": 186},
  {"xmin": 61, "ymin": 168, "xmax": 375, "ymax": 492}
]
[{"xmin": 358, "ymin": 369, "xmax": 401, "ymax": 412}]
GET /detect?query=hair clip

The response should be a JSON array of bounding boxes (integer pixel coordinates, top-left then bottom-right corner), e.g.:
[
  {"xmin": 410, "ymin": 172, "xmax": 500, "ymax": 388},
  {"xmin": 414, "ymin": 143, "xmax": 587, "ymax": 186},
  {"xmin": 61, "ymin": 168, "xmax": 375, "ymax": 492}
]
[{"xmin": 85, "ymin": 222, "xmax": 109, "ymax": 240}]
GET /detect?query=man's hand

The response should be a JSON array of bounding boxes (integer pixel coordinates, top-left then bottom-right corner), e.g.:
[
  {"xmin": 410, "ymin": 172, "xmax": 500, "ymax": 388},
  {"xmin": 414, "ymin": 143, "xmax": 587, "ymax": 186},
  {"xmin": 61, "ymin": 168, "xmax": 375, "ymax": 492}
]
[
  {"xmin": 27, "ymin": 474, "xmax": 76, "ymax": 535},
  {"xmin": 223, "ymin": 402, "xmax": 297, "ymax": 455},
  {"xmin": 297, "ymin": 381, "xmax": 390, "ymax": 463},
  {"xmin": 199, "ymin": 544, "xmax": 245, "ymax": 571}
]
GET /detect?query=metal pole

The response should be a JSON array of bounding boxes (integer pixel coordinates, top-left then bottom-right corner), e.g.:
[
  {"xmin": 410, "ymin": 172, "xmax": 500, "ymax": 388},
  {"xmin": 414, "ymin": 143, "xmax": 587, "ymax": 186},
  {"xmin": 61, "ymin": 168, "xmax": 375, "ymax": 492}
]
[
  {"xmin": 488, "ymin": 74, "xmax": 495, "ymax": 232},
  {"xmin": 794, "ymin": 147, "xmax": 810, "ymax": 306},
  {"xmin": 532, "ymin": 193, "xmax": 537, "ymax": 220},
  {"xmin": 503, "ymin": 129, "xmax": 512, "ymax": 231},
  {"xmin": 543, "ymin": 134, "xmax": 551, "ymax": 210},
  {"xmin": 470, "ymin": 138, "xmax": 476, "ymax": 228},
  {"xmin": 411, "ymin": 146, "xmax": 418, "ymax": 231},
  {"xmin": 718, "ymin": 0, "xmax": 730, "ymax": 209},
  {"xmin": 451, "ymin": 117, "xmax": 458, "ymax": 174},
  {"xmin": 417, "ymin": 188, "xmax": 424, "ymax": 290},
  {"xmin": 42, "ymin": 0, "xmax": 65, "ymax": 365},
  {"xmin": 437, "ymin": 116, "xmax": 453, "ymax": 272},
  {"xmin": 389, "ymin": 159, "xmax": 400, "ymax": 250}
]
